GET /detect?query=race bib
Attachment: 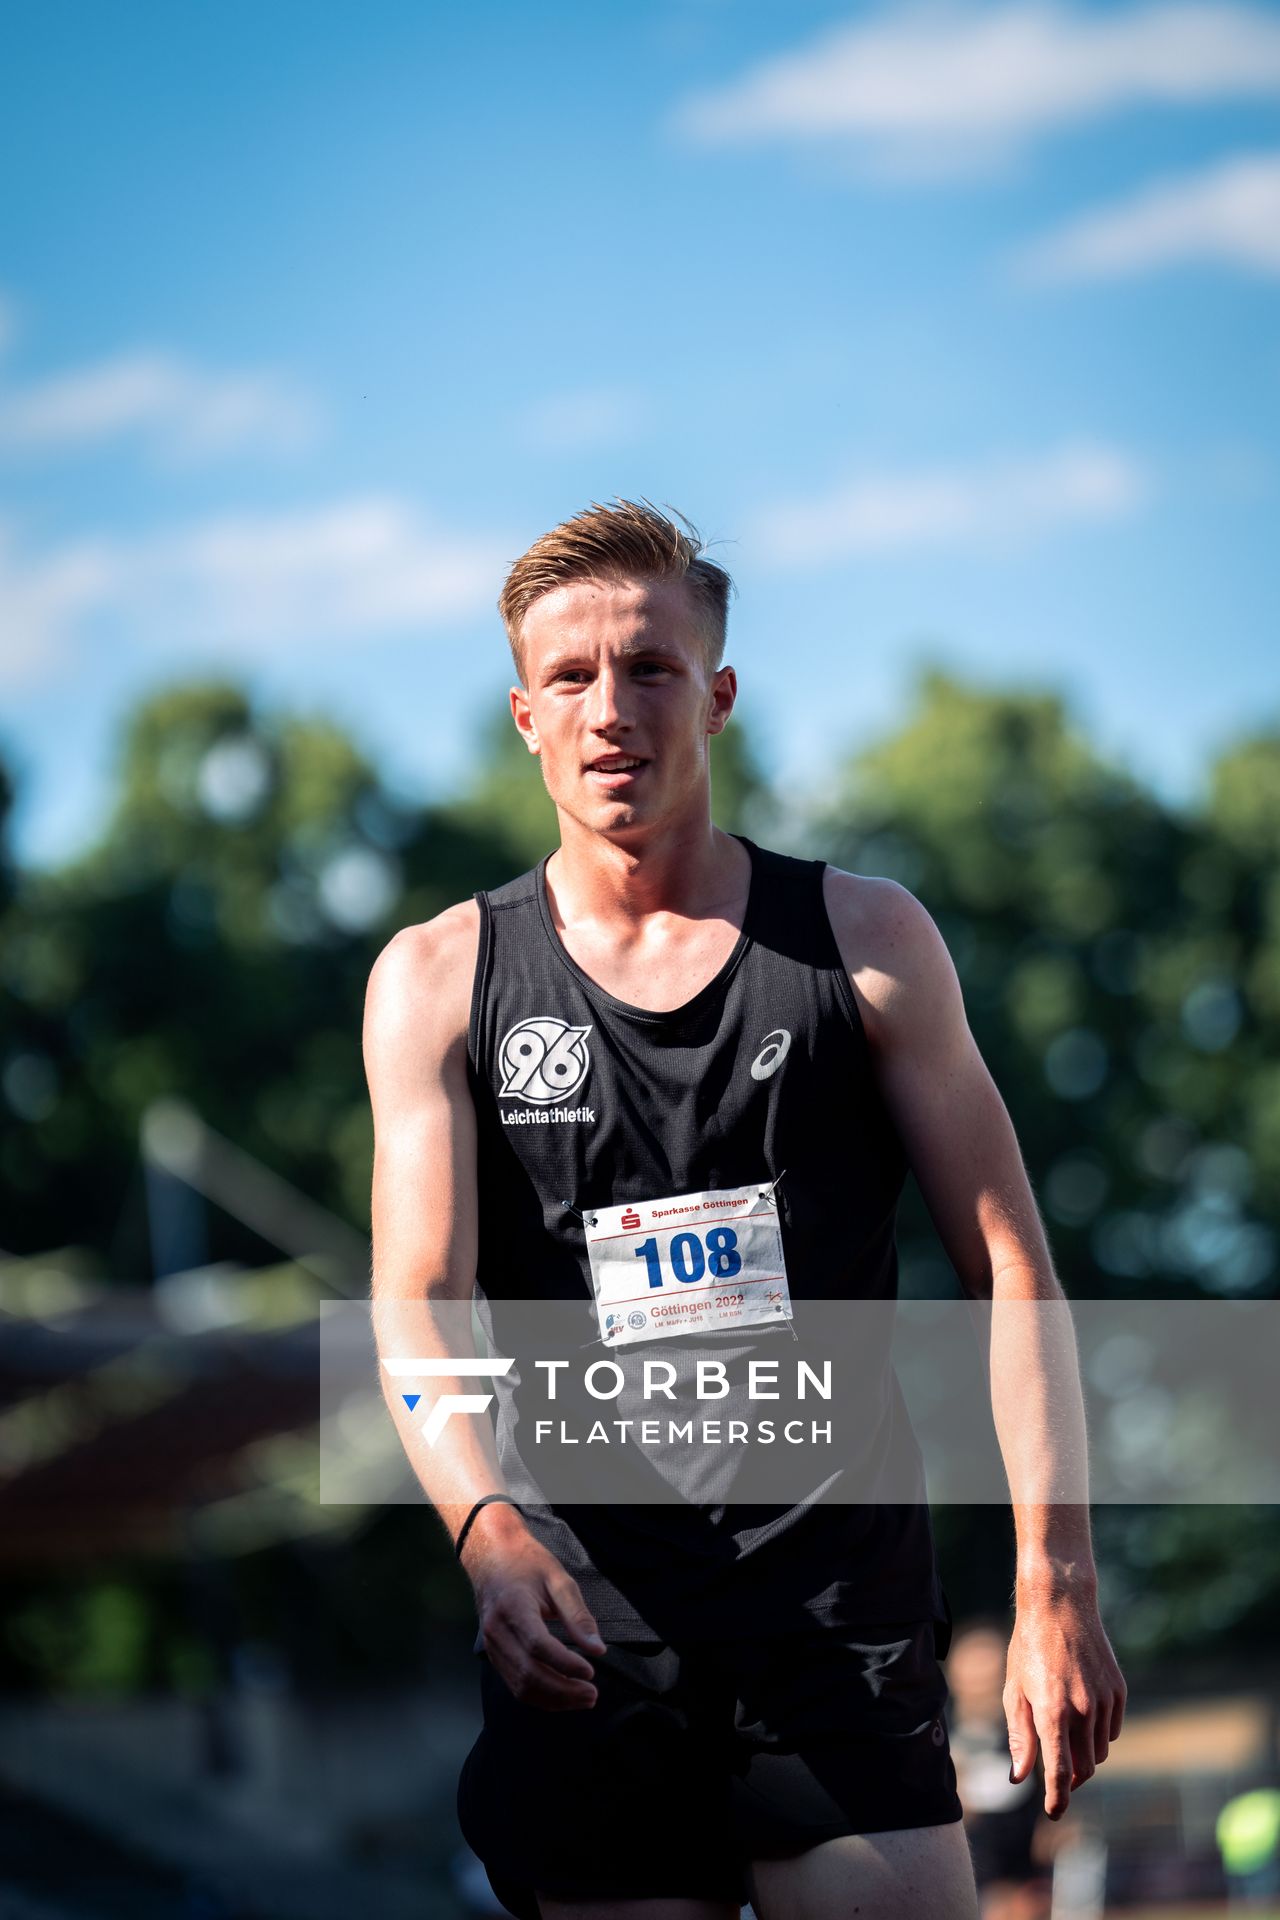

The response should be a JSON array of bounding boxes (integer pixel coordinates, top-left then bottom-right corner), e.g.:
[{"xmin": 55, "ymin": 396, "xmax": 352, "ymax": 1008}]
[{"xmin": 584, "ymin": 1180, "xmax": 793, "ymax": 1347}]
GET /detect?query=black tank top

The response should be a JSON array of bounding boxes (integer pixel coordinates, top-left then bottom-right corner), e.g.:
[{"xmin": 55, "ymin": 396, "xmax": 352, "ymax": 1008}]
[{"xmin": 467, "ymin": 836, "xmax": 943, "ymax": 1639}]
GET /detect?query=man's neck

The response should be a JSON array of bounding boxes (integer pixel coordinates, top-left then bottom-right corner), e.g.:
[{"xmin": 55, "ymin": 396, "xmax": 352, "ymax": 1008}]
[{"xmin": 547, "ymin": 816, "xmax": 748, "ymax": 933}]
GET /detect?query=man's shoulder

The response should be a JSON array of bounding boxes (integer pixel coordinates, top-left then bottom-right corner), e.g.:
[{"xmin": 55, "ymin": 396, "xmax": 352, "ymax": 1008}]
[
  {"xmin": 820, "ymin": 866, "xmax": 956, "ymax": 1049},
  {"xmin": 821, "ymin": 863, "xmax": 933, "ymax": 957},
  {"xmin": 364, "ymin": 900, "xmax": 482, "ymax": 1056},
  {"xmin": 371, "ymin": 897, "xmax": 482, "ymax": 981}
]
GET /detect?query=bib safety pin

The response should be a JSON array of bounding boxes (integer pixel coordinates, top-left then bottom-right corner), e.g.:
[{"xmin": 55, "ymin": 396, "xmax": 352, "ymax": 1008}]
[{"xmin": 562, "ymin": 1199, "xmax": 599, "ymax": 1230}]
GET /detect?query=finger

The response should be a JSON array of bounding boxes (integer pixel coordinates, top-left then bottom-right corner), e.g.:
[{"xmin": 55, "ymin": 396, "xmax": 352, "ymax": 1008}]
[
  {"xmin": 546, "ymin": 1576, "xmax": 607, "ymax": 1658},
  {"xmin": 1005, "ymin": 1689, "xmax": 1040, "ymax": 1785},
  {"xmin": 500, "ymin": 1654, "xmax": 599, "ymax": 1712},
  {"xmin": 485, "ymin": 1622, "xmax": 600, "ymax": 1711},
  {"xmin": 511, "ymin": 1610, "xmax": 600, "ymax": 1685},
  {"xmin": 515, "ymin": 1661, "xmax": 599, "ymax": 1711},
  {"xmin": 1068, "ymin": 1709, "xmax": 1097, "ymax": 1791},
  {"xmin": 485, "ymin": 1598, "xmax": 598, "ymax": 1686},
  {"xmin": 1110, "ymin": 1683, "xmax": 1127, "ymax": 1743},
  {"xmin": 1093, "ymin": 1700, "xmax": 1111, "ymax": 1769},
  {"xmin": 533, "ymin": 1685, "xmax": 598, "ymax": 1713},
  {"xmin": 1041, "ymin": 1729, "xmax": 1074, "ymax": 1820}
]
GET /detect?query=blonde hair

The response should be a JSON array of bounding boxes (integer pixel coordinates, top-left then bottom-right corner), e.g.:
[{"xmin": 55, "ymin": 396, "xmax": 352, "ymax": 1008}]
[{"xmin": 498, "ymin": 498, "xmax": 734, "ymax": 683}]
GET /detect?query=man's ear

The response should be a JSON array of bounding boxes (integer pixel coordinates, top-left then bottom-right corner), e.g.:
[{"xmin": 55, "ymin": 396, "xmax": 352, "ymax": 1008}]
[
  {"xmin": 706, "ymin": 664, "xmax": 737, "ymax": 737},
  {"xmin": 510, "ymin": 683, "xmax": 541, "ymax": 755}
]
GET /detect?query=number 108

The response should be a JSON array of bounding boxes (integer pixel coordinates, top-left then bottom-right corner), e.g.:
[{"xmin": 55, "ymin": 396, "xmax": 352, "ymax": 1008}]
[{"xmin": 633, "ymin": 1227, "xmax": 743, "ymax": 1289}]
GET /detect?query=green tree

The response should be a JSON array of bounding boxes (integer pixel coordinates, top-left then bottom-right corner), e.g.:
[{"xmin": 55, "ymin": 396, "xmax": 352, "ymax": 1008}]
[
  {"xmin": 806, "ymin": 663, "xmax": 1275, "ymax": 1303},
  {"xmin": 0, "ymin": 684, "xmax": 524, "ymax": 1261}
]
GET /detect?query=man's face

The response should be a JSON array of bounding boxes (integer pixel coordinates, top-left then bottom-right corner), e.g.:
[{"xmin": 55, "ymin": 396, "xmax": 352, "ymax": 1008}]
[{"xmin": 511, "ymin": 575, "xmax": 736, "ymax": 840}]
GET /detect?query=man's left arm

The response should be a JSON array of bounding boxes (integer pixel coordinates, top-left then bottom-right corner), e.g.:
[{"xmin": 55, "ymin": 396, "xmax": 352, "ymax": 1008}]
[{"xmin": 825, "ymin": 868, "xmax": 1127, "ymax": 1820}]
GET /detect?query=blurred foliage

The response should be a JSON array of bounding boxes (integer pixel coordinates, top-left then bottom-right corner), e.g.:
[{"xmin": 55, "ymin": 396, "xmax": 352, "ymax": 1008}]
[
  {"xmin": 0, "ymin": 683, "xmax": 527, "ymax": 1256},
  {"xmin": 803, "ymin": 664, "xmax": 1278, "ymax": 1304},
  {"xmin": 1, "ymin": 664, "xmax": 1278, "ymax": 1685},
  {"xmin": 446, "ymin": 706, "xmax": 560, "ymax": 870},
  {"xmin": 6, "ymin": 1578, "xmax": 156, "ymax": 1694}
]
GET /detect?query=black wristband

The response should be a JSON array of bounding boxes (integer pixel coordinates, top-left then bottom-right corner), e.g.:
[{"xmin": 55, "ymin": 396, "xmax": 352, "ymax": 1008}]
[{"xmin": 455, "ymin": 1493, "xmax": 522, "ymax": 1564}]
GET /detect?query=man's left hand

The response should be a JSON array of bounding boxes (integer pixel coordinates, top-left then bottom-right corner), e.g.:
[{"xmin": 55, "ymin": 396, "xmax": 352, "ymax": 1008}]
[{"xmin": 1004, "ymin": 1590, "xmax": 1127, "ymax": 1819}]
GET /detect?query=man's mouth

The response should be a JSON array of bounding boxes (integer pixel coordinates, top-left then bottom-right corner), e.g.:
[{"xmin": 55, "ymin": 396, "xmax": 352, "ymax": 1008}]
[{"xmin": 585, "ymin": 754, "xmax": 649, "ymax": 789}]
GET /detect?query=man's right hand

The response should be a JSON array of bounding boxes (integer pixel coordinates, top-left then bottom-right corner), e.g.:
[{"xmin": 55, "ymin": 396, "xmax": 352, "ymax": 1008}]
[{"xmin": 461, "ymin": 1504, "xmax": 607, "ymax": 1712}]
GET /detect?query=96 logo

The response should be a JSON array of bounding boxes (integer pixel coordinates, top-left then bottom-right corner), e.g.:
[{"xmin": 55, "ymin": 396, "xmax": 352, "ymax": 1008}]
[{"xmin": 500, "ymin": 1016, "xmax": 592, "ymax": 1104}]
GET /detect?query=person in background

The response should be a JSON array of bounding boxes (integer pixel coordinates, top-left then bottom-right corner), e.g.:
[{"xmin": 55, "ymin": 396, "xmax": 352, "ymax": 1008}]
[{"xmin": 949, "ymin": 1618, "xmax": 1054, "ymax": 1920}]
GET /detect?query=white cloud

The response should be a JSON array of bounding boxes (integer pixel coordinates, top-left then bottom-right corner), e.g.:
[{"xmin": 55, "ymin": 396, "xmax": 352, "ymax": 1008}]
[
  {"xmin": 134, "ymin": 499, "xmax": 505, "ymax": 641},
  {"xmin": 1018, "ymin": 151, "xmax": 1280, "ymax": 280},
  {"xmin": 672, "ymin": 2, "xmax": 1280, "ymax": 176},
  {"xmin": 517, "ymin": 387, "xmax": 650, "ymax": 453},
  {"xmin": 0, "ymin": 522, "xmax": 119, "ymax": 686},
  {"xmin": 0, "ymin": 499, "xmax": 507, "ymax": 689},
  {"xmin": 753, "ymin": 442, "xmax": 1147, "ymax": 565},
  {"xmin": 0, "ymin": 351, "xmax": 319, "ymax": 463}
]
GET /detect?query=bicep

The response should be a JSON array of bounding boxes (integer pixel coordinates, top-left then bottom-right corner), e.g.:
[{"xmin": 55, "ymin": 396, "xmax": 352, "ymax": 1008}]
[
  {"xmin": 363, "ymin": 918, "xmax": 479, "ymax": 1302},
  {"xmin": 879, "ymin": 1007, "xmax": 1047, "ymax": 1295},
  {"xmin": 837, "ymin": 878, "xmax": 1052, "ymax": 1295}
]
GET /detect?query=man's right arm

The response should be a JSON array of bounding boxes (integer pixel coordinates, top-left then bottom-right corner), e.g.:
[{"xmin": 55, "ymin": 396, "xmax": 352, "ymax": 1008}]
[{"xmin": 363, "ymin": 905, "xmax": 605, "ymax": 1709}]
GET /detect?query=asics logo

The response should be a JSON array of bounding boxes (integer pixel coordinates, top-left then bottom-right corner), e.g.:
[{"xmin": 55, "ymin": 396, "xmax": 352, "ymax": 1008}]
[
  {"xmin": 500, "ymin": 1016, "xmax": 592, "ymax": 1104},
  {"xmin": 750, "ymin": 1028, "xmax": 792, "ymax": 1081}
]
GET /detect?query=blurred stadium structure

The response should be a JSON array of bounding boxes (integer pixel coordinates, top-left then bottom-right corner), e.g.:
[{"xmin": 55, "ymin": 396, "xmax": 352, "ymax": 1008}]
[{"xmin": 1, "ymin": 1105, "xmax": 484, "ymax": 1917}]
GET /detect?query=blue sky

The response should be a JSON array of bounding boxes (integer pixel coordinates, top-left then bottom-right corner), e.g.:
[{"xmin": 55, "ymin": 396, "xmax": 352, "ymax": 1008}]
[{"xmin": 2, "ymin": 0, "xmax": 1278, "ymax": 869}]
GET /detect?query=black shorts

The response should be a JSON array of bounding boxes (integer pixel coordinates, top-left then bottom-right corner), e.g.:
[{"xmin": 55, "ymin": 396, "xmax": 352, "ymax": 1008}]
[{"xmin": 456, "ymin": 1617, "xmax": 962, "ymax": 1918}]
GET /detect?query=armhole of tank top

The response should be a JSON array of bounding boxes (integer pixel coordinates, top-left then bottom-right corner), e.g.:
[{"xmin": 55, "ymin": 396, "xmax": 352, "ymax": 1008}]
[
  {"xmin": 813, "ymin": 858, "xmax": 875, "ymax": 1068},
  {"xmin": 466, "ymin": 889, "xmax": 494, "ymax": 1079}
]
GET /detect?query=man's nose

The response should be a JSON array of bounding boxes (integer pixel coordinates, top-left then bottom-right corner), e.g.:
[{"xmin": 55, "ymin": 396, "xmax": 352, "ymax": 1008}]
[{"xmin": 588, "ymin": 667, "xmax": 632, "ymax": 734}]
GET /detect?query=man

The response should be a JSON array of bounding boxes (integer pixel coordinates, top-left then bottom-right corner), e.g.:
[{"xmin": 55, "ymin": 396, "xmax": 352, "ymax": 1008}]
[{"xmin": 363, "ymin": 500, "xmax": 1126, "ymax": 1920}]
